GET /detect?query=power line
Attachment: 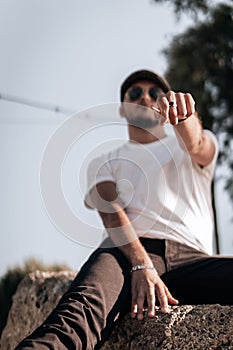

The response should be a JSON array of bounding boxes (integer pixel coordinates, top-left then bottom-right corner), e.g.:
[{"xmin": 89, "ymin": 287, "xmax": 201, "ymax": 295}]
[{"xmin": 0, "ymin": 92, "xmax": 75, "ymax": 115}]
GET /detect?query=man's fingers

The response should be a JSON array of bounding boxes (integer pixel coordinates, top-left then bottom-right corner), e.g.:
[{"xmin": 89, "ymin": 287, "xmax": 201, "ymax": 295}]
[
  {"xmin": 155, "ymin": 285, "xmax": 170, "ymax": 313},
  {"xmin": 167, "ymin": 90, "xmax": 178, "ymax": 125},
  {"xmin": 184, "ymin": 93, "xmax": 195, "ymax": 116},
  {"xmin": 165, "ymin": 287, "xmax": 179, "ymax": 305},
  {"xmin": 157, "ymin": 91, "xmax": 196, "ymax": 125},
  {"xmin": 136, "ymin": 294, "xmax": 145, "ymax": 320},
  {"xmin": 146, "ymin": 288, "xmax": 156, "ymax": 318},
  {"xmin": 155, "ymin": 283, "xmax": 179, "ymax": 313},
  {"xmin": 131, "ymin": 293, "xmax": 145, "ymax": 320},
  {"xmin": 130, "ymin": 272, "xmax": 178, "ymax": 320},
  {"xmin": 157, "ymin": 94, "xmax": 170, "ymax": 124},
  {"xmin": 131, "ymin": 302, "xmax": 137, "ymax": 319},
  {"xmin": 175, "ymin": 92, "xmax": 187, "ymax": 120}
]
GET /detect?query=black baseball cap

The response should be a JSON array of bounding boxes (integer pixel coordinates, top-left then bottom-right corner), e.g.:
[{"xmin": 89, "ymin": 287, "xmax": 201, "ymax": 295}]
[{"xmin": 120, "ymin": 69, "xmax": 170, "ymax": 102}]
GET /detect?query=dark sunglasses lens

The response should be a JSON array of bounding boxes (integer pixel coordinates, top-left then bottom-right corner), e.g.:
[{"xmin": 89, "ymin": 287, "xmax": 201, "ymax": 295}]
[
  {"xmin": 149, "ymin": 87, "xmax": 159, "ymax": 100},
  {"xmin": 128, "ymin": 87, "xmax": 143, "ymax": 101}
]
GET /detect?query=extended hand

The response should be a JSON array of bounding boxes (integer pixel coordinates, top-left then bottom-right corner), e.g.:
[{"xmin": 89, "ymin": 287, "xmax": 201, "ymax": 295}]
[
  {"xmin": 131, "ymin": 268, "xmax": 179, "ymax": 320},
  {"xmin": 156, "ymin": 90, "xmax": 195, "ymax": 125}
]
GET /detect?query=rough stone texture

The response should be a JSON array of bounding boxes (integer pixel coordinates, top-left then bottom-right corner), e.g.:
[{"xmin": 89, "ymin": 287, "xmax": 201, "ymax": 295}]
[
  {"xmin": 101, "ymin": 305, "xmax": 233, "ymax": 350},
  {"xmin": 0, "ymin": 270, "xmax": 77, "ymax": 350},
  {"xmin": 1, "ymin": 271, "xmax": 233, "ymax": 350}
]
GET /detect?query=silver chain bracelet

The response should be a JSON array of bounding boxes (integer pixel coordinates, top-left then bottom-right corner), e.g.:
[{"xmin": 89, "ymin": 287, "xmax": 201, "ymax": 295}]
[{"xmin": 130, "ymin": 265, "xmax": 155, "ymax": 274}]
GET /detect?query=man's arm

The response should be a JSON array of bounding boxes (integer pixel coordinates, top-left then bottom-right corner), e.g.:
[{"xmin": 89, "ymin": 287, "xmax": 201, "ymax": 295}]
[
  {"xmin": 88, "ymin": 181, "xmax": 178, "ymax": 320},
  {"xmin": 174, "ymin": 112, "xmax": 216, "ymax": 167},
  {"xmin": 157, "ymin": 91, "xmax": 216, "ymax": 166}
]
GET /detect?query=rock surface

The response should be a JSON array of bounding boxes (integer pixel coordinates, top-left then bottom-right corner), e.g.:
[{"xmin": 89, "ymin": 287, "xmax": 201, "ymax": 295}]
[
  {"xmin": 0, "ymin": 270, "xmax": 77, "ymax": 350},
  {"xmin": 1, "ymin": 271, "xmax": 233, "ymax": 350},
  {"xmin": 102, "ymin": 305, "xmax": 233, "ymax": 350}
]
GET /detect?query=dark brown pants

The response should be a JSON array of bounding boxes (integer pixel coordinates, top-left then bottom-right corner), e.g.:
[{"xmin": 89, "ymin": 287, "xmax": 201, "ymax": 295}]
[{"xmin": 15, "ymin": 238, "xmax": 233, "ymax": 350}]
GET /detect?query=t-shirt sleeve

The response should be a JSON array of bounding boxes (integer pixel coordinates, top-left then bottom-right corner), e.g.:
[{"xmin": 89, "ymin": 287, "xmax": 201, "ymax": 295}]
[{"xmin": 84, "ymin": 154, "xmax": 115, "ymax": 209}]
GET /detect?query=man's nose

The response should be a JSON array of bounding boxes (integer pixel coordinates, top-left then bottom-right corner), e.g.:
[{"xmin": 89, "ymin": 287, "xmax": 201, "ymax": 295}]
[{"xmin": 140, "ymin": 90, "xmax": 151, "ymax": 101}]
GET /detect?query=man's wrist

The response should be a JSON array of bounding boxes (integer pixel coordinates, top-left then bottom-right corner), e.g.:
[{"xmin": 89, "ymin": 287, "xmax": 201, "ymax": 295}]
[{"xmin": 130, "ymin": 265, "xmax": 157, "ymax": 274}]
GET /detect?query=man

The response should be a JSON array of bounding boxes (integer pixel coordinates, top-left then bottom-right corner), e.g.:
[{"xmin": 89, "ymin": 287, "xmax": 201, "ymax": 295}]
[{"xmin": 15, "ymin": 70, "xmax": 233, "ymax": 350}]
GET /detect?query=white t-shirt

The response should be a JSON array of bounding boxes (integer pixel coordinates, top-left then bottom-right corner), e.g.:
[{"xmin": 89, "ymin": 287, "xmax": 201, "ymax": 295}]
[{"xmin": 85, "ymin": 131, "xmax": 218, "ymax": 254}]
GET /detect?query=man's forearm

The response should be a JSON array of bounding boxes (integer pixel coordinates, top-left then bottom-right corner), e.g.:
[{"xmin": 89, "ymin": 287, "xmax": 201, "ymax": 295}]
[
  {"xmin": 174, "ymin": 112, "xmax": 202, "ymax": 154},
  {"xmin": 99, "ymin": 206, "xmax": 153, "ymax": 267},
  {"xmin": 115, "ymin": 236, "xmax": 153, "ymax": 267},
  {"xmin": 174, "ymin": 112, "xmax": 216, "ymax": 166}
]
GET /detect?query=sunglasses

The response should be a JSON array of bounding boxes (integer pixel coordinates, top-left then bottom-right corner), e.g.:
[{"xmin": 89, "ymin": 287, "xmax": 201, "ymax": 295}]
[{"xmin": 127, "ymin": 86, "xmax": 160, "ymax": 101}]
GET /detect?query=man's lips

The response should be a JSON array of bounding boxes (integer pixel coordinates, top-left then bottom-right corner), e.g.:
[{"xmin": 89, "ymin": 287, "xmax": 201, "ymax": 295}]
[{"xmin": 135, "ymin": 103, "xmax": 151, "ymax": 110}]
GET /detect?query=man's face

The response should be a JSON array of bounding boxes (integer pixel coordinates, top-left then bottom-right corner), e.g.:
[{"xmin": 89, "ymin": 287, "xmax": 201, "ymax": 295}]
[{"xmin": 120, "ymin": 80, "xmax": 163, "ymax": 129}]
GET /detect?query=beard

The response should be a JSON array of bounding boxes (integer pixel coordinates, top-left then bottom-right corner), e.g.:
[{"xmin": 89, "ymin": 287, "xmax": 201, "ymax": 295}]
[
  {"xmin": 127, "ymin": 106, "xmax": 160, "ymax": 129},
  {"xmin": 128, "ymin": 116, "xmax": 160, "ymax": 129}
]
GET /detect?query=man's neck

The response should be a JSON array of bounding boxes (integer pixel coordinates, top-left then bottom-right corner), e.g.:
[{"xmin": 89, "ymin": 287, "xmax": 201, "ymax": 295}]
[{"xmin": 128, "ymin": 125, "xmax": 166, "ymax": 144}]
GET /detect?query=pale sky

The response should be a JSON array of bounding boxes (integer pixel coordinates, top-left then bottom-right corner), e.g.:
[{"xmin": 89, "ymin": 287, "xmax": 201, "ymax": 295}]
[{"xmin": 1, "ymin": 0, "xmax": 232, "ymax": 277}]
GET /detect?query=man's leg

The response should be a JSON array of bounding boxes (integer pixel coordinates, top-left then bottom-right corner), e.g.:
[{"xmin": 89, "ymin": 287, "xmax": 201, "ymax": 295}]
[
  {"xmin": 15, "ymin": 245, "xmax": 131, "ymax": 350},
  {"xmin": 161, "ymin": 256, "xmax": 233, "ymax": 304}
]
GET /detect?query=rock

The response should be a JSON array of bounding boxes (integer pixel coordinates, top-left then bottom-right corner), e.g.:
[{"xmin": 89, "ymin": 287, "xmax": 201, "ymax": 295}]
[
  {"xmin": 0, "ymin": 270, "xmax": 77, "ymax": 350},
  {"xmin": 1, "ymin": 271, "xmax": 233, "ymax": 350},
  {"xmin": 101, "ymin": 305, "xmax": 233, "ymax": 350}
]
